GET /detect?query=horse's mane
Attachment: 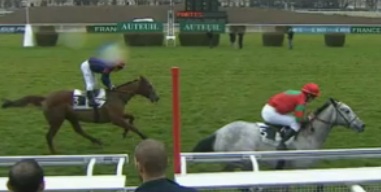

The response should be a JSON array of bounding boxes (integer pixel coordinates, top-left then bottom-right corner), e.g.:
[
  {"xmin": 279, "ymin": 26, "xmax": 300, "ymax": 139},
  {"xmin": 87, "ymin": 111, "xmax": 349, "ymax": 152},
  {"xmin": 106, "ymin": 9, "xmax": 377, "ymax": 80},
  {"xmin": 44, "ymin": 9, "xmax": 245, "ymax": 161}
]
[
  {"xmin": 115, "ymin": 78, "xmax": 140, "ymax": 89},
  {"xmin": 312, "ymin": 98, "xmax": 336, "ymax": 117}
]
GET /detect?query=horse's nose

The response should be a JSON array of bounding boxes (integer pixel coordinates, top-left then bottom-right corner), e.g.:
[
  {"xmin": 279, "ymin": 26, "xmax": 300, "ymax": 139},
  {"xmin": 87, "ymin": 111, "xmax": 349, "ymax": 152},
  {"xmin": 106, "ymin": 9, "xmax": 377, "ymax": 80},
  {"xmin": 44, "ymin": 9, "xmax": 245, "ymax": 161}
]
[
  {"xmin": 358, "ymin": 123, "xmax": 365, "ymax": 132},
  {"xmin": 153, "ymin": 96, "xmax": 159, "ymax": 102}
]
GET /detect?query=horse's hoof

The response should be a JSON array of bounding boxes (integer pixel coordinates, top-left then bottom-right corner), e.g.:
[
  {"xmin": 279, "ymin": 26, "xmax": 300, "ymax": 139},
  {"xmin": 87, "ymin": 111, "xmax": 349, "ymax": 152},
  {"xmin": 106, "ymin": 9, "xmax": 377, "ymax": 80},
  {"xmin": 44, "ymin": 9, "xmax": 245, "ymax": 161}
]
[
  {"xmin": 1, "ymin": 100, "xmax": 11, "ymax": 108},
  {"xmin": 128, "ymin": 118, "xmax": 135, "ymax": 125},
  {"xmin": 93, "ymin": 139, "xmax": 103, "ymax": 146}
]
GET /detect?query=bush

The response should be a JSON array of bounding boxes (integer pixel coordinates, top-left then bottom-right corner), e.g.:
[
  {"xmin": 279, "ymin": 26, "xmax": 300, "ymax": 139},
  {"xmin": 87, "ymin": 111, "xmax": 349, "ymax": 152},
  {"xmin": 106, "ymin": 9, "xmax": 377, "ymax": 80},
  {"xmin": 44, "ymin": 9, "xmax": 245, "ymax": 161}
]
[
  {"xmin": 178, "ymin": 32, "xmax": 220, "ymax": 46},
  {"xmin": 324, "ymin": 33, "xmax": 346, "ymax": 47},
  {"xmin": 34, "ymin": 26, "xmax": 59, "ymax": 47},
  {"xmin": 262, "ymin": 32, "xmax": 284, "ymax": 47},
  {"xmin": 274, "ymin": 26, "xmax": 288, "ymax": 33},
  {"xmin": 123, "ymin": 33, "xmax": 164, "ymax": 46}
]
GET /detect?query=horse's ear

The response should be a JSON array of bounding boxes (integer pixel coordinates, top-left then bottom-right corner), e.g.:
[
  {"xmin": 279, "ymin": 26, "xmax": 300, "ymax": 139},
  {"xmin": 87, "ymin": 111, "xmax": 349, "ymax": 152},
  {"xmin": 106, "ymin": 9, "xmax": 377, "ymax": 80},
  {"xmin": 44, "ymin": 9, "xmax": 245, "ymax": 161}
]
[
  {"xmin": 139, "ymin": 75, "xmax": 147, "ymax": 81},
  {"xmin": 329, "ymin": 98, "xmax": 337, "ymax": 106}
]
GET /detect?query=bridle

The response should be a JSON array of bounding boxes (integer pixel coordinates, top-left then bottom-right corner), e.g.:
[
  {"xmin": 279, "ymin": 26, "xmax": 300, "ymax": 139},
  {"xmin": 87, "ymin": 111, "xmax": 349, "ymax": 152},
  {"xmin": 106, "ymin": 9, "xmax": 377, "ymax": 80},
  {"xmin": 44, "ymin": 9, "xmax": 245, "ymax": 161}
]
[{"xmin": 306, "ymin": 99, "xmax": 359, "ymax": 131}]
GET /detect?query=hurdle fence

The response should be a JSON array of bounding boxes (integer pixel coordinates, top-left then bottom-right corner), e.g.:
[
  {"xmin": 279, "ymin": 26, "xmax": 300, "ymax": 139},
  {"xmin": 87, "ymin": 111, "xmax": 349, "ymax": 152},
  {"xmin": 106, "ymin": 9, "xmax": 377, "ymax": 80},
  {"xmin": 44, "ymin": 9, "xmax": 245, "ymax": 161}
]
[
  {"xmin": 169, "ymin": 66, "xmax": 381, "ymax": 192},
  {"xmin": 3, "ymin": 23, "xmax": 381, "ymax": 33}
]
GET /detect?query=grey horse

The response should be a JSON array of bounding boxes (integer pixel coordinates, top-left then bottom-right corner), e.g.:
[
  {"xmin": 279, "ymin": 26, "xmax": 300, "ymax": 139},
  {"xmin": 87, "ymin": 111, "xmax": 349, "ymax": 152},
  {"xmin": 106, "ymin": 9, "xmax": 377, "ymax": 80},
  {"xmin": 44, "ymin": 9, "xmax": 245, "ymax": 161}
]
[{"xmin": 192, "ymin": 98, "xmax": 365, "ymax": 191}]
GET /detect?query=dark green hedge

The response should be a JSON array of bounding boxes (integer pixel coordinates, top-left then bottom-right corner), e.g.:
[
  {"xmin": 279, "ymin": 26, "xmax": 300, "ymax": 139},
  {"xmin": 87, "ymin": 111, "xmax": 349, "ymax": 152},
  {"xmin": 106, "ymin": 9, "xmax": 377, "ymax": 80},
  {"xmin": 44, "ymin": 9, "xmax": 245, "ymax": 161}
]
[
  {"xmin": 178, "ymin": 32, "xmax": 220, "ymax": 46},
  {"xmin": 123, "ymin": 33, "xmax": 164, "ymax": 46},
  {"xmin": 34, "ymin": 26, "xmax": 58, "ymax": 47},
  {"xmin": 324, "ymin": 33, "xmax": 346, "ymax": 47},
  {"xmin": 262, "ymin": 32, "xmax": 284, "ymax": 47}
]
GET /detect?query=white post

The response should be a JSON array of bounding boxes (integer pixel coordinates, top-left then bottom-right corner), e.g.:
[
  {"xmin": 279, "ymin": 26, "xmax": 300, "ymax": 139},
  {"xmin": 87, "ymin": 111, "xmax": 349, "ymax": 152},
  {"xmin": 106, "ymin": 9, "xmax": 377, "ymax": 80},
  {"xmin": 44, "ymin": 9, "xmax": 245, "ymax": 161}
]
[
  {"xmin": 350, "ymin": 185, "xmax": 366, "ymax": 192},
  {"xmin": 249, "ymin": 155, "xmax": 259, "ymax": 172},
  {"xmin": 165, "ymin": 0, "xmax": 176, "ymax": 47},
  {"xmin": 180, "ymin": 156, "xmax": 187, "ymax": 175},
  {"xmin": 23, "ymin": 0, "xmax": 34, "ymax": 47}
]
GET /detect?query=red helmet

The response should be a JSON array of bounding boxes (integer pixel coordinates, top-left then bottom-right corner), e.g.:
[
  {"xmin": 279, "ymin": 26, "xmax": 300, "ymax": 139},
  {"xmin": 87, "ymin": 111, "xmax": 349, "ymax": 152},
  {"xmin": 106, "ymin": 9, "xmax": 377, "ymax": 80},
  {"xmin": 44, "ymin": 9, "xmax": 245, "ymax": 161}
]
[{"xmin": 301, "ymin": 83, "xmax": 320, "ymax": 97}]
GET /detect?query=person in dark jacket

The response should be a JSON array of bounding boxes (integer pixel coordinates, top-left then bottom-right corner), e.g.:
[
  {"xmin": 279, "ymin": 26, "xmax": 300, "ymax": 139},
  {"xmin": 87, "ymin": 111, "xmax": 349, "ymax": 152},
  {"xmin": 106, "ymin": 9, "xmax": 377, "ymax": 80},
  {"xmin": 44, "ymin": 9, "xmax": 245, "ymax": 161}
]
[
  {"xmin": 7, "ymin": 159, "xmax": 45, "ymax": 192},
  {"xmin": 237, "ymin": 32, "xmax": 244, "ymax": 49},
  {"xmin": 287, "ymin": 27, "xmax": 294, "ymax": 49},
  {"xmin": 134, "ymin": 139, "xmax": 198, "ymax": 192},
  {"xmin": 229, "ymin": 32, "xmax": 236, "ymax": 47},
  {"xmin": 206, "ymin": 29, "xmax": 214, "ymax": 48}
]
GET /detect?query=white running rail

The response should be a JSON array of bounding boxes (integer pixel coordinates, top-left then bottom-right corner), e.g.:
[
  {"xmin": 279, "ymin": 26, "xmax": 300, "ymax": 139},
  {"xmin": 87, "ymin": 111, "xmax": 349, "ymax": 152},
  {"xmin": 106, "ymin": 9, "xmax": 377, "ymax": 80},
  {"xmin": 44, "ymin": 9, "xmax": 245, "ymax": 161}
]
[{"xmin": 176, "ymin": 147, "xmax": 381, "ymax": 191}]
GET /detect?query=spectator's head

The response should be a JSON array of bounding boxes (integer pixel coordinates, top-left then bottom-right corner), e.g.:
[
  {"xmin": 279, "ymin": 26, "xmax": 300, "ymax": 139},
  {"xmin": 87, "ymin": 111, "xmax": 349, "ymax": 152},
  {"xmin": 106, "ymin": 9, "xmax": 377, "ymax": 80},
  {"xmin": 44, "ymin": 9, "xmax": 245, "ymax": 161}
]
[
  {"xmin": 134, "ymin": 139, "xmax": 168, "ymax": 181},
  {"xmin": 7, "ymin": 159, "xmax": 45, "ymax": 192}
]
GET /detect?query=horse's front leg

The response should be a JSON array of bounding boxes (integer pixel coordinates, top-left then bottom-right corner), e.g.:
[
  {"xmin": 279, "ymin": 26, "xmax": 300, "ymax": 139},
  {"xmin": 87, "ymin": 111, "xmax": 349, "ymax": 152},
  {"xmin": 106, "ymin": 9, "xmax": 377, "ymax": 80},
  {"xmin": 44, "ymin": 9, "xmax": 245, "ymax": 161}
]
[
  {"xmin": 109, "ymin": 111, "xmax": 147, "ymax": 139},
  {"xmin": 122, "ymin": 112, "xmax": 135, "ymax": 137},
  {"xmin": 123, "ymin": 112, "xmax": 135, "ymax": 125}
]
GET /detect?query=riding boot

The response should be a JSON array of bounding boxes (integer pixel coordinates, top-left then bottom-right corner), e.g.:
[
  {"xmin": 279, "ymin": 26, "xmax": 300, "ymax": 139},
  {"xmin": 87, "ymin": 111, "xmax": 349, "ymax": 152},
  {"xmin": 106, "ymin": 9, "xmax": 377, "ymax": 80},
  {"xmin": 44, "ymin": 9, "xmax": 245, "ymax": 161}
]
[
  {"xmin": 275, "ymin": 128, "xmax": 297, "ymax": 170},
  {"xmin": 277, "ymin": 128, "xmax": 296, "ymax": 151},
  {"xmin": 86, "ymin": 91, "xmax": 99, "ymax": 123}
]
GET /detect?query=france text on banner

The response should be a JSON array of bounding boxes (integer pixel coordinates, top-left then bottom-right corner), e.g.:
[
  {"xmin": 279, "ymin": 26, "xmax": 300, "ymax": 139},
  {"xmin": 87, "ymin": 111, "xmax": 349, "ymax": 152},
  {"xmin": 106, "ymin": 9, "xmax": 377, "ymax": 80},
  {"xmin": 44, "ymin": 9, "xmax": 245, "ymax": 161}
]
[
  {"xmin": 292, "ymin": 26, "xmax": 351, "ymax": 33},
  {"xmin": 351, "ymin": 26, "xmax": 381, "ymax": 34},
  {"xmin": 86, "ymin": 25, "xmax": 118, "ymax": 33}
]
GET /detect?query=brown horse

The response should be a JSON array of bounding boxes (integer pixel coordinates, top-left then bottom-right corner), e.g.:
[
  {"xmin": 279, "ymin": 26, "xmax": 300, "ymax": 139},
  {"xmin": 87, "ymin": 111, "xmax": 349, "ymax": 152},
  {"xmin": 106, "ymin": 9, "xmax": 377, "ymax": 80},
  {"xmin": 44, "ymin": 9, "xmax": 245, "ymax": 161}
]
[{"xmin": 1, "ymin": 75, "xmax": 159, "ymax": 154}]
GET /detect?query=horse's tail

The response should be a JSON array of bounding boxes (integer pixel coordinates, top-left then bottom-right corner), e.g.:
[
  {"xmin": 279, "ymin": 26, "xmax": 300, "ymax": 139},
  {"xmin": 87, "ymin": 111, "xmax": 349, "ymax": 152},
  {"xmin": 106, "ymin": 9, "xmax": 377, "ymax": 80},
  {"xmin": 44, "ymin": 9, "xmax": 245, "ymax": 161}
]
[
  {"xmin": 192, "ymin": 133, "xmax": 217, "ymax": 152},
  {"xmin": 1, "ymin": 95, "xmax": 46, "ymax": 109}
]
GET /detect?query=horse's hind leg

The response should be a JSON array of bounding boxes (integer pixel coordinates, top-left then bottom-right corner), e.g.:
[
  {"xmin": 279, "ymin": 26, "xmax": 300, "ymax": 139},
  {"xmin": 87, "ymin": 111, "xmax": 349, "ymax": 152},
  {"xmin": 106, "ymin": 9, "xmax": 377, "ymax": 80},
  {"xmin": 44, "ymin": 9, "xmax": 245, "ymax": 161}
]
[
  {"xmin": 66, "ymin": 113, "xmax": 102, "ymax": 146},
  {"xmin": 123, "ymin": 113, "xmax": 135, "ymax": 124}
]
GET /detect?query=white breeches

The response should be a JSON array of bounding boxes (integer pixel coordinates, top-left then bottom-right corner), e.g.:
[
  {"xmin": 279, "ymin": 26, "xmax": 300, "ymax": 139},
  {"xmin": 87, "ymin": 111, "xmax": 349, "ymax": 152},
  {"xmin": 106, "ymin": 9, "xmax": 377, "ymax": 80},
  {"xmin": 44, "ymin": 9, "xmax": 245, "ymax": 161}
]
[
  {"xmin": 80, "ymin": 60, "xmax": 96, "ymax": 91},
  {"xmin": 261, "ymin": 104, "xmax": 301, "ymax": 132}
]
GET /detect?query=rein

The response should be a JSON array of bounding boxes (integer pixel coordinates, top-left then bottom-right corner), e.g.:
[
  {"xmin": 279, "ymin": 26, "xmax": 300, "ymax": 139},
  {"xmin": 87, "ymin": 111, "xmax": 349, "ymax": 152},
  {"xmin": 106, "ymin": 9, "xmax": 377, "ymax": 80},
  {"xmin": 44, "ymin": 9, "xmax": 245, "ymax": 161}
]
[
  {"xmin": 101, "ymin": 80, "xmax": 140, "ymax": 103},
  {"xmin": 108, "ymin": 89, "xmax": 132, "ymax": 94},
  {"xmin": 109, "ymin": 78, "xmax": 141, "ymax": 94},
  {"xmin": 306, "ymin": 100, "xmax": 358, "ymax": 132},
  {"xmin": 108, "ymin": 88, "xmax": 136, "ymax": 103}
]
